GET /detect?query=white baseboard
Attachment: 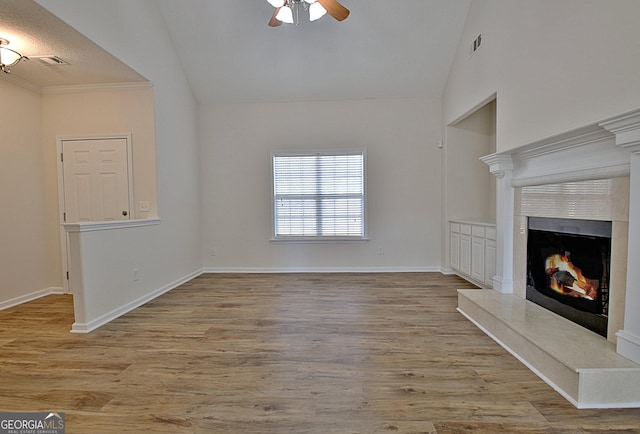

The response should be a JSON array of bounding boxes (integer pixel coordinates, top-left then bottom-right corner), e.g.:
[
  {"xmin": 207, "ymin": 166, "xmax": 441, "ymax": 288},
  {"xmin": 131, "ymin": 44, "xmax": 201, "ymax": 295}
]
[
  {"xmin": 0, "ymin": 287, "xmax": 66, "ymax": 311},
  {"xmin": 616, "ymin": 330, "xmax": 640, "ymax": 365},
  {"xmin": 202, "ymin": 266, "xmax": 440, "ymax": 273},
  {"xmin": 70, "ymin": 268, "xmax": 203, "ymax": 333}
]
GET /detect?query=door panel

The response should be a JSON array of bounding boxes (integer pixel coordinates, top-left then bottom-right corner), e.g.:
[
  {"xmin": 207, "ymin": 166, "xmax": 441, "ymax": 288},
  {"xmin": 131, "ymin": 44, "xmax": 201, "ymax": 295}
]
[{"xmin": 62, "ymin": 138, "xmax": 130, "ymax": 222}]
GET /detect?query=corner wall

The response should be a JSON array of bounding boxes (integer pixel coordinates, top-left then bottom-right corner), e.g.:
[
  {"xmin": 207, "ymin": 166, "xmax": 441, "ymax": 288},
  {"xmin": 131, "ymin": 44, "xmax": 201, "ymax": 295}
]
[
  {"xmin": 37, "ymin": 0, "xmax": 202, "ymax": 330},
  {"xmin": 0, "ymin": 79, "xmax": 54, "ymax": 307}
]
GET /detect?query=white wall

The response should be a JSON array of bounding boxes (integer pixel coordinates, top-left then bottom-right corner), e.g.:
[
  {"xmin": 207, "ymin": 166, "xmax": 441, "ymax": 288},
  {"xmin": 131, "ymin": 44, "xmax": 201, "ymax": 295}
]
[
  {"xmin": 444, "ymin": 0, "xmax": 640, "ymax": 152},
  {"xmin": 0, "ymin": 79, "xmax": 55, "ymax": 307},
  {"xmin": 37, "ymin": 0, "xmax": 202, "ymax": 329},
  {"xmin": 200, "ymin": 98, "xmax": 443, "ymax": 271},
  {"xmin": 43, "ymin": 87, "xmax": 158, "ymax": 217},
  {"xmin": 445, "ymin": 100, "xmax": 496, "ymax": 222}
]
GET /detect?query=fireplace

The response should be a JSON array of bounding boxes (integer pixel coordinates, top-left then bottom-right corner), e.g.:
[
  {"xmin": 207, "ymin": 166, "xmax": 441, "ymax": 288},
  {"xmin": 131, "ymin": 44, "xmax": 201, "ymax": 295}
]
[
  {"xmin": 463, "ymin": 108, "xmax": 640, "ymax": 408},
  {"xmin": 526, "ymin": 217, "xmax": 611, "ymax": 337}
]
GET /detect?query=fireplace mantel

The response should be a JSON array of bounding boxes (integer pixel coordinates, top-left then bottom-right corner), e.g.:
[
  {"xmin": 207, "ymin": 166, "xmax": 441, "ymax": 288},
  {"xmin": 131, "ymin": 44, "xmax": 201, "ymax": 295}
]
[
  {"xmin": 458, "ymin": 108, "xmax": 640, "ymax": 408},
  {"xmin": 482, "ymin": 123, "xmax": 631, "ymax": 188}
]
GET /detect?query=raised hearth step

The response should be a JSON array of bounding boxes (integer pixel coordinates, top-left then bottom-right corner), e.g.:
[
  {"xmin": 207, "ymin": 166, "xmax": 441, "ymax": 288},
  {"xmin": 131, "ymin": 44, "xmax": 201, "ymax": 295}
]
[{"xmin": 457, "ymin": 288, "xmax": 640, "ymax": 408}]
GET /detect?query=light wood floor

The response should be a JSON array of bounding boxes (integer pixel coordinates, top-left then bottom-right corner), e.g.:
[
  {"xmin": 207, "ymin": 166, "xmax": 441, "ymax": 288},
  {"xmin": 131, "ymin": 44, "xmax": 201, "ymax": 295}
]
[{"xmin": 1, "ymin": 273, "xmax": 640, "ymax": 433}]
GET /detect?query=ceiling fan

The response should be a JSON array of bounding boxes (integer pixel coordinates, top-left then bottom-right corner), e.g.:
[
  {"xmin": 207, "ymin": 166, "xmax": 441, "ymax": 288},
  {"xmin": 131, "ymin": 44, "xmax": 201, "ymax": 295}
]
[{"xmin": 267, "ymin": 0, "xmax": 350, "ymax": 27}]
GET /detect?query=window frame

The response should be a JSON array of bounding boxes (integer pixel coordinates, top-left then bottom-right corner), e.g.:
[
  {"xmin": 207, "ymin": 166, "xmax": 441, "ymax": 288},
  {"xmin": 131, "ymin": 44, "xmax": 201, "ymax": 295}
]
[{"xmin": 270, "ymin": 149, "xmax": 368, "ymax": 243}]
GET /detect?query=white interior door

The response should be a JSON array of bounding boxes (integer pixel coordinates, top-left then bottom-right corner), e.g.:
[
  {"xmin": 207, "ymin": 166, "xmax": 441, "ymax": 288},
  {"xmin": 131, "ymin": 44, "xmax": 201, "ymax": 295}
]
[
  {"xmin": 62, "ymin": 138, "xmax": 131, "ymax": 222},
  {"xmin": 58, "ymin": 136, "xmax": 133, "ymax": 294}
]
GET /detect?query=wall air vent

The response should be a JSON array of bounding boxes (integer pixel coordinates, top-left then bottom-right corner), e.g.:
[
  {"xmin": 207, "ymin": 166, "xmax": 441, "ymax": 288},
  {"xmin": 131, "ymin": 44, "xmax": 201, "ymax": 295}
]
[
  {"xmin": 30, "ymin": 55, "xmax": 70, "ymax": 65},
  {"xmin": 470, "ymin": 34, "xmax": 482, "ymax": 56}
]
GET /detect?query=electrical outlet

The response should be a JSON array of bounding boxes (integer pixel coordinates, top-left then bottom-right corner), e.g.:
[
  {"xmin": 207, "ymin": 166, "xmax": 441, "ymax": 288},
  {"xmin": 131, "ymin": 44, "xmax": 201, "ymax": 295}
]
[
  {"xmin": 139, "ymin": 201, "xmax": 150, "ymax": 212},
  {"xmin": 378, "ymin": 246, "xmax": 384, "ymax": 255},
  {"xmin": 133, "ymin": 268, "xmax": 140, "ymax": 281}
]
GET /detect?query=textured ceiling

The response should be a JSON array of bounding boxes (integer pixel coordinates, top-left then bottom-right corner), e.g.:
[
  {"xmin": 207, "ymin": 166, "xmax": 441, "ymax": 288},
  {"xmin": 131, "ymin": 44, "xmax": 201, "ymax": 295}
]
[
  {"xmin": 0, "ymin": 0, "xmax": 471, "ymax": 104},
  {"xmin": 0, "ymin": 0, "xmax": 147, "ymax": 90}
]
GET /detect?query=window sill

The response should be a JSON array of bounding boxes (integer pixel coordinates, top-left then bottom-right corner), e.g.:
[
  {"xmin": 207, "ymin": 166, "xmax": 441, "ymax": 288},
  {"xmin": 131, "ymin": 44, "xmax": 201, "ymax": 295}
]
[{"xmin": 270, "ymin": 237, "xmax": 370, "ymax": 244}]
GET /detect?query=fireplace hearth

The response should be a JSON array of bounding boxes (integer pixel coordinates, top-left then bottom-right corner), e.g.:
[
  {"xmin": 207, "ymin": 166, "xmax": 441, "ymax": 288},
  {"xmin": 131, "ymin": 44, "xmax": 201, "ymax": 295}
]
[{"xmin": 527, "ymin": 217, "xmax": 611, "ymax": 337}]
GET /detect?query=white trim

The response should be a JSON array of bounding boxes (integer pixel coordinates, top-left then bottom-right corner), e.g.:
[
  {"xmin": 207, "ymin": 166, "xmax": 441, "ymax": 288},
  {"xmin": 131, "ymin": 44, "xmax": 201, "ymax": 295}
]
[
  {"xmin": 511, "ymin": 162, "xmax": 630, "ymax": 188},
  {"xmin": 63, "ymin": 218, "xmax": 161, "ymax": 233},
  {"xmin": 0, "ymin": 287, "xmax": 66, "ymax": 311},
  {"xmin": 269, "ymin": 237, "xmax": 370, "ymax": 243},
  {"xmin": 600, "ymin": 109, "xmax": 640, "ymax": 153},
  {"xmin": 41, "ymin": 81, "xmax": 153, "ymax": 95},
  {"xmin": 513, "ymin": 124, "xmax": 613, "ymax": 160},
  {"xmin": 202, "ymin": 266, "xmax": 439, "ymax": 274},
  {"xmin": 1, "ymin": 76, "xmax": 151, "ymax": 95},
  {"xmin": 440, "ymin": 267, "xmax": 456, "ymax": 275},
  {"xmin": 484, "ymin": 110, "xmax": 640, "ymax": 189},
  {"xmin": 491, "ymin": 275, "xmax": 513, "ymax": 294},
  {"xmin": 448, "ymin": 92, "xmax": 497, "ymax": 126},
  {"xmin": 617, "ymin": 330, "xmax": 640, "ymax": 364},
  {"xmin": 479, "ymin": 153, "xmax": 513, "ymax": 179},
  {"xmin": 271, "ymin": 149, "xmax": 368, "ymax": 240},
  {"xmin": 70, "ymin": 269, "xmax": 203, "ymax": 333}
]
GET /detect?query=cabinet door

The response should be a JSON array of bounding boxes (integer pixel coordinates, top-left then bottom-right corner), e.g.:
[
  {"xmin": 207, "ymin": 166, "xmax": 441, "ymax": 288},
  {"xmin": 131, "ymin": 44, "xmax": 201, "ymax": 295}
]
[
  {"xmin": 460, "ymin": 234, "xmax": 471, "ymax": 275},
  {"xmin": 485, "ymin": 238, "xmax": 496, "ymax": 287},
  {"xmin": 450, "ymin": 231, "xmax": 460, "ymax": 271},
  {"xmin": 471, "ymin": 236, "xmax": 485, "ymax": 282}
]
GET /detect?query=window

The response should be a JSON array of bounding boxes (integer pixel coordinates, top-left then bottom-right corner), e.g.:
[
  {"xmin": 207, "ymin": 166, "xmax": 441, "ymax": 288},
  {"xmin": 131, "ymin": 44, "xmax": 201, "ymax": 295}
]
[{"xmin": 272, "ymin": 150, "xmax": 366, "ymax": 241}]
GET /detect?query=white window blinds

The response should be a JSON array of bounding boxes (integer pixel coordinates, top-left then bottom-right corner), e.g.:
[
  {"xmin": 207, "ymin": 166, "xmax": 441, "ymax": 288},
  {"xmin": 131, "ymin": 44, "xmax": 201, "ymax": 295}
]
[{"xmin": 272, "ymin": 151, "xmax": 366, "ymax": 239}]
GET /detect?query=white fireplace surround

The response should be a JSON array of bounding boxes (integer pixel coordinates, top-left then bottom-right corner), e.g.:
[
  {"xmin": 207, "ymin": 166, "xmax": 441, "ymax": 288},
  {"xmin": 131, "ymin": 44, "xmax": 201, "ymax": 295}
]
[
  {"xmin": 453, "ymin": 108, "xmax": 640, "ymax": 408},
  {"xmin": 480, "ymin": 108, "xmax": 640, "ymax": 363}
]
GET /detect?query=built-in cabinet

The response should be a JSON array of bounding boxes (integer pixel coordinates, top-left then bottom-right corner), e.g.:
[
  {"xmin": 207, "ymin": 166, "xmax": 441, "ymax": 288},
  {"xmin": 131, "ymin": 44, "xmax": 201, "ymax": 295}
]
[{"xmin": 450, "ymin": 220, "xmax": 496, "ymax": 288}]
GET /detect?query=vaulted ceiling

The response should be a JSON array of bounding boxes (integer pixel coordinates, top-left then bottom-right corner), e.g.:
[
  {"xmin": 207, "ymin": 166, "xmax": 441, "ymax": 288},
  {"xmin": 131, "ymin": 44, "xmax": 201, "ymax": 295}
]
[{"xmin": 0, "ymin": 0, "xmax": 471, "ymax": 104}]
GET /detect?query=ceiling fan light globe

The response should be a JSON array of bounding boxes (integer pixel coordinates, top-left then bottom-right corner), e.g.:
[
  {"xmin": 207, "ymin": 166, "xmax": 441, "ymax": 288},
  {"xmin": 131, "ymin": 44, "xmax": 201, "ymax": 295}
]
[
  {"xmin": 309, "ymin": 2, "xmax": 327, "ymax": 21},
  {"xmin": 304, "ymin": 0, "xmax": 317, "ymax": 4},
  {"xmin": 0, "ymin": 46, "xmax": 23, "ymax": 72},
  {"xmin": 266, "ymin": 0, "xmax": 285, "ymax": 8},
  {"xmin": 275, "ymin": 5, "xmax": 294, "ymax": 23}
]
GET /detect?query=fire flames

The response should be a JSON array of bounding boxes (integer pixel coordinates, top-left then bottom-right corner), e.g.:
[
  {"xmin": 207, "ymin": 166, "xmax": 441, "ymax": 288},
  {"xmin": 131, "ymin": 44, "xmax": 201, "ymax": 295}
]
[{"xmin": 545, "ymin": 253, "xmax": 598, "ymax": 300}]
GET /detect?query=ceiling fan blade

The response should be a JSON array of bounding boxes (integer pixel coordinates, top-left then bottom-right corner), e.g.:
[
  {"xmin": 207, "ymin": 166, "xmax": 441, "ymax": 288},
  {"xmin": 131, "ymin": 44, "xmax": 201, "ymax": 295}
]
[
  {"xmin": 269, "ymin": 8, "xmax": 283, "ymax": 27},
  {"xmin": 316, "ymin": 0, "xmax": 350, "ymax": 21}
]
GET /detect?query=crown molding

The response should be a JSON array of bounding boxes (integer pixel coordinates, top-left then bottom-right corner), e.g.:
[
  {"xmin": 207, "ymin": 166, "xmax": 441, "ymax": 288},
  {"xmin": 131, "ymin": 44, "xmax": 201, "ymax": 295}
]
[
  {"xmin": 2, "ymin": 75, "xmax": 153, "ymax": 95},
  {"xmin": 600, "ymin": 109, "xmax": 640, "ymax": 155},
  {"xmin": 41, "ymin": 81, "xmax": 153, "ymax": 95},
  {"xmin": 480, "ymin": 153, "xmax": 513, "ymax": 179}
]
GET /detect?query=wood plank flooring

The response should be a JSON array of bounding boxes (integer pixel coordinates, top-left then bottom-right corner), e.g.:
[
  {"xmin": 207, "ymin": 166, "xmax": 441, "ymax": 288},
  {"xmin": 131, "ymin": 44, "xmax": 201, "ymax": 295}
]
[{"xmin": 1, "ymin": 273, "xmax": 640, "ymax": 433}]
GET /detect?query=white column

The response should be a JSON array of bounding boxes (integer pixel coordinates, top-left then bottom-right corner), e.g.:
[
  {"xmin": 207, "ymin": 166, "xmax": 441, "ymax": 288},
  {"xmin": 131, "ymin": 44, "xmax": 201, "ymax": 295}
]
[
  {"xmin": 480, "ymin": 154, "xmax": 514, "ymax": 294},
  {"xmin": 601, "ymin": 111, "xmax": 640, "ymax": 363},
  {"xmin": 616, "ymin": 151, "xmax": 640, "ymax": 363}
]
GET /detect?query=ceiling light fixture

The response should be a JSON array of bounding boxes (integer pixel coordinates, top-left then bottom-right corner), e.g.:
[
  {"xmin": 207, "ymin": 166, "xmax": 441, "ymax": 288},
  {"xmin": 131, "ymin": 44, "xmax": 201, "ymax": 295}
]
[
  {"xmin": 0, "ymin": 38, "xmax": 27, "ymax": 73},
  {"xmin": 268, "ymin": 0, "xmax": 327, "ymax": 25}
]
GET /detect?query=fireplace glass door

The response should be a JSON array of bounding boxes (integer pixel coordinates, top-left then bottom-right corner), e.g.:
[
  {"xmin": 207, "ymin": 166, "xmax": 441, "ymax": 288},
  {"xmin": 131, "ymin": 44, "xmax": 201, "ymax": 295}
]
[{"xmin": 527, "ymin": 217, "xmax": 611, "ymax": 337}]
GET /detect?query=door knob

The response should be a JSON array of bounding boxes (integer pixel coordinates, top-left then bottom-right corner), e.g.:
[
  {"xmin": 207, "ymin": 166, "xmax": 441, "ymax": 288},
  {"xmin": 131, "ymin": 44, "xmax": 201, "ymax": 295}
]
[{"xmin": 122, "ymin": 210, "xmax": 128, "ymax": 216}]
